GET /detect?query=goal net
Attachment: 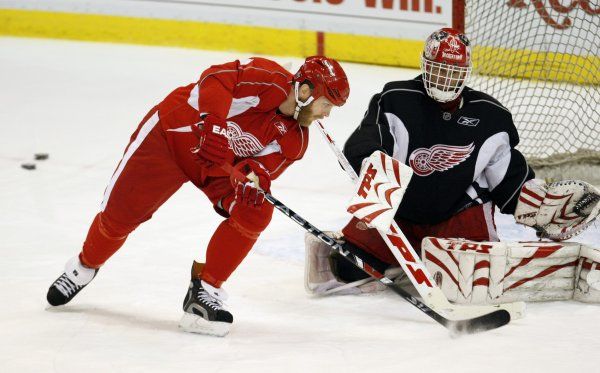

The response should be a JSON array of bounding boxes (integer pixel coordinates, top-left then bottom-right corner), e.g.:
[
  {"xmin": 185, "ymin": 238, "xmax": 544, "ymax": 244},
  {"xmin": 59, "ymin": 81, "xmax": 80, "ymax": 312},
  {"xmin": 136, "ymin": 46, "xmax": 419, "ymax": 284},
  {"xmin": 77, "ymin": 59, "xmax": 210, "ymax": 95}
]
[{"xmin": 463, "ymin": 0, "xmax": 599, "ymax": 182}]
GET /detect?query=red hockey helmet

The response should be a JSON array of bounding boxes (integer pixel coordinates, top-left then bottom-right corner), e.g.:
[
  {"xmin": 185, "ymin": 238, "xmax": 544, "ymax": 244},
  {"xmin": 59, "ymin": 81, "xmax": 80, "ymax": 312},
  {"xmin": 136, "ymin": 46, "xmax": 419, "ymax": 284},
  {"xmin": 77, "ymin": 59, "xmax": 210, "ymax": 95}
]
[
  {"xmin": 420, "ymin": 28, "xmax": 472, "ymax": 102},
  {"xmin": 294, "ymin": 56, "xmax": 350, "ymax": 106}
]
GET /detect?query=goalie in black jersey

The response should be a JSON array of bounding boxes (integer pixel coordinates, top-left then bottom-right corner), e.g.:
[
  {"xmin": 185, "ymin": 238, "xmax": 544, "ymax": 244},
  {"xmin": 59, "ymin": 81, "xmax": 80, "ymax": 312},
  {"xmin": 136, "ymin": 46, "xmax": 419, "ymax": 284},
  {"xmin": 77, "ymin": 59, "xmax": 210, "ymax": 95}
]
[{"xmin": 306, "ymin": 28, "xmax": 600, "ymax": 304}]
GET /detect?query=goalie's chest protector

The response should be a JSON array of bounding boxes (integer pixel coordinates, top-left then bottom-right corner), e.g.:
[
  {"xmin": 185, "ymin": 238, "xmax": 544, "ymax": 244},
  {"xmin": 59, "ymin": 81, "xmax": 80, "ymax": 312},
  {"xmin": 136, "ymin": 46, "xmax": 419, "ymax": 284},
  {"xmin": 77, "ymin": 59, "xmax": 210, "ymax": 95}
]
[{"xmin": 379, "ymin": 79, "xmax": 517, "ymax": 224}]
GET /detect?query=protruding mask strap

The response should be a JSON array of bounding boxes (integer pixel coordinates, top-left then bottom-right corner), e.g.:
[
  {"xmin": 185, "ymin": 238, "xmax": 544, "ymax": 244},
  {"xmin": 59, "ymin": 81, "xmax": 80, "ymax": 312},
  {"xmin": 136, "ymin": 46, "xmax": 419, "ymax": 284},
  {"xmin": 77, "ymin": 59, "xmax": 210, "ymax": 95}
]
[{"xmin": 293, "ymin": 81, "xmax": 315, "ymax": 120}]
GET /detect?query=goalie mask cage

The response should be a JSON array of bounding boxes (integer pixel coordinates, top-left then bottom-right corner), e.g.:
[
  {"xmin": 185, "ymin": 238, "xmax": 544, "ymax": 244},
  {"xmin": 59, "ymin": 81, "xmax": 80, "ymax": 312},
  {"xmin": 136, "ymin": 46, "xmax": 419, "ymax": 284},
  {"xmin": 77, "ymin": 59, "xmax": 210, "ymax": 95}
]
[{"xmin": 455, "ymin": 0, "xmax": 599, "ymax": 183}]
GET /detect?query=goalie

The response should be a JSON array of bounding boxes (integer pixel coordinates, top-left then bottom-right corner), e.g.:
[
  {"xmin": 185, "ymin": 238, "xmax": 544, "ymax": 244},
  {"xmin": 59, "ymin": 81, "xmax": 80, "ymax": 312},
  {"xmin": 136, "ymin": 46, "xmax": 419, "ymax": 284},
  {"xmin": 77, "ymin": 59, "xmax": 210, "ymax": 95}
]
[{"xmin": 306, "ymin": 28, "xmax": 600, "ymax": 304}]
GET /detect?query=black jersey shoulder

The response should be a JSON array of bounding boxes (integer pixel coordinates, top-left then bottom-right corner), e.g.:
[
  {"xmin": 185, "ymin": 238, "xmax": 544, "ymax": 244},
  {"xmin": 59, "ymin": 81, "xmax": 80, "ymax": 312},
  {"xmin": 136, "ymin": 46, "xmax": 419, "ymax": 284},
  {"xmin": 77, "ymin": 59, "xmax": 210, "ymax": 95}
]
[
  {"xmin": 380, "ymin": 76, "xmax": 426, "ymax": 96},
  {"xmin": 463, "ymin": 87, "xmax": 511, "ymax": 116},
  {"xmin": 462, "ymin": 86, "xmax": 517, "ymax": 135},
  {"xmin": 377, "ymin": 76, "xmax": 428, "ymax": 111}
]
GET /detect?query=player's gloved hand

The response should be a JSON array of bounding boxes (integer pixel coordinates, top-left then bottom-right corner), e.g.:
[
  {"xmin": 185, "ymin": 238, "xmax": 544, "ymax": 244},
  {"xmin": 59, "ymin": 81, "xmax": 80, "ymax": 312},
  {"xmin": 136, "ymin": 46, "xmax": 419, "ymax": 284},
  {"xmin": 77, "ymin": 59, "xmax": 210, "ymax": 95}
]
[
  {"xmin": 190, "ymin": 114, "xmax": 234, "ymax": 166},
  {"xmin": 230, "ymin": 160, "xmax": 271, "ymax": 207}
]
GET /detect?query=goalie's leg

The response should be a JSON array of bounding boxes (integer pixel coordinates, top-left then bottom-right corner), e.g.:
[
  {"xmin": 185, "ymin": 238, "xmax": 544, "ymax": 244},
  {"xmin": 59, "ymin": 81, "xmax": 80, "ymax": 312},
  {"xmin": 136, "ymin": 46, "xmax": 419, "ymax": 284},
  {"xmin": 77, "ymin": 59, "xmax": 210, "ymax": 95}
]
[
  {"xmin": 307, "ymin": 203, "xmax": 500, "ymax": 297},
  {"xmin": 304, "ymin": 231, "xmax": 403, "ymax": 295}
]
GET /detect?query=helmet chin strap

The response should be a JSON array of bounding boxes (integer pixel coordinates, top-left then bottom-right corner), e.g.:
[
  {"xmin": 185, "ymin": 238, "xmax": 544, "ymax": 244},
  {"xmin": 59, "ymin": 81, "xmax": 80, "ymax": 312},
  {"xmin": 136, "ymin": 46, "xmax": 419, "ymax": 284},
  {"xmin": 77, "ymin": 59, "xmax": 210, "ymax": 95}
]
[{"xmin": 293, "ymin": 81, "xmax": 315, "ymax": 120}]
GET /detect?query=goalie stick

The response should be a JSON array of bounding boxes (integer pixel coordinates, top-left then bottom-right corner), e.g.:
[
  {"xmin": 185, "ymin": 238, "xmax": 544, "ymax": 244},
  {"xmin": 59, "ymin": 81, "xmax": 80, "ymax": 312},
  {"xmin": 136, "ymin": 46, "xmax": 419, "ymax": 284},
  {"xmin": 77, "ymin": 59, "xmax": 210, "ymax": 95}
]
[
  {"xmin": 222, "ymin": 162, "xmax": 510, "ymax": 335},
  {"xmin": 315, "ymin": 121, "xmax": 525, "ymax": 322}
]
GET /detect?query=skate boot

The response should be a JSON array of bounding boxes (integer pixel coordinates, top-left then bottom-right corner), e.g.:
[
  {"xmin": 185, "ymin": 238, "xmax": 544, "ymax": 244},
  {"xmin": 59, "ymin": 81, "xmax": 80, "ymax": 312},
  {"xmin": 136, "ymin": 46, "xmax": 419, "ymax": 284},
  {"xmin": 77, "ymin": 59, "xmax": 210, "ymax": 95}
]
[
  {"xmin": 179, "ymin": 261, "xmax": 233, "ymax": 337},
  {"xmin": 47, "ymin": 255, "xmax": 98, "ymax": 306}
]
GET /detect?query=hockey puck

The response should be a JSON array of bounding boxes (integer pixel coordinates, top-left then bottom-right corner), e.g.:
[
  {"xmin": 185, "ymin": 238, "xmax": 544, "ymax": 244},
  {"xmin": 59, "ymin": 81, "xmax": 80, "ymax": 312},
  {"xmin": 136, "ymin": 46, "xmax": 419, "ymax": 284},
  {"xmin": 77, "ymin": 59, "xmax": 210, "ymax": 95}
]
[
  {"xmin": 34, "ymin": 153, "xmax": 49, "ymax": 160},
  {"xmin": 21, "ymin": 163, "xmax": 36, "ymax": 170}
]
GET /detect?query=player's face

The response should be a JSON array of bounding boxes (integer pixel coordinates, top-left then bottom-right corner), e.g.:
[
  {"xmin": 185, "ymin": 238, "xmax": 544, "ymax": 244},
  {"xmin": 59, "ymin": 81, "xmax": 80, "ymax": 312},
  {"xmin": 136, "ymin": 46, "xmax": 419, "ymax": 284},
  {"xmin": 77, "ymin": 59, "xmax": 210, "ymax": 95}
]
[
  {"xmin": 297, "ymin": 96, "xmax": 334, "ymax": 127},
  {"xmin": 426, "ymin": 63, "xmax": 467, "ymax": 92}
]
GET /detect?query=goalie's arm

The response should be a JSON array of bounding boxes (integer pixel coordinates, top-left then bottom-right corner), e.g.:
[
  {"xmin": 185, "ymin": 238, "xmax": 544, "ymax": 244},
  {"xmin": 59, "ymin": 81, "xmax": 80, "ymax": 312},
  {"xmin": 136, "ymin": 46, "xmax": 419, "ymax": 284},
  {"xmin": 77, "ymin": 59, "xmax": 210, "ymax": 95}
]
[
  {"xmin": 483, "ymin": 119, "xmax": 536, "ymax": 215},
  {"xmin": 343, "ymin": 91, "xmax": 396, "ymax": 174},
  {"xmin": 490, "ymin": 148, "xmax": 536, "ymax": 215}
]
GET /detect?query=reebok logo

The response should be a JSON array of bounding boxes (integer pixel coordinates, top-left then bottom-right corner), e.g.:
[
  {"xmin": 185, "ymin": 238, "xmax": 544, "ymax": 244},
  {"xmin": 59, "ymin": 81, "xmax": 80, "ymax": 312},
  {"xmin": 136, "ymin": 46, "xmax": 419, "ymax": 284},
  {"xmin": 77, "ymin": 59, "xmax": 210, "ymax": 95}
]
[
  {"xmin": 274, "ymin": 121, "xmax": 287, "ymax": 135},
  {"xmin": 457, "ymin": 116, "xmax": 480, "ymax": 127}
]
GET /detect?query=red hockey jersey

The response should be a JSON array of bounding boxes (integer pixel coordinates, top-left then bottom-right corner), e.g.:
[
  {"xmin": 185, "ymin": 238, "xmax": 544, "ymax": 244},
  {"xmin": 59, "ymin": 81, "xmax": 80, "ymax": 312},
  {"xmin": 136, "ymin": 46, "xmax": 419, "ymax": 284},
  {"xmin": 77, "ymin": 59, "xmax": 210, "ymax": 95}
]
[{"xmin": 156, "ymin": 57, "xmax": 308, "ymax": 195}]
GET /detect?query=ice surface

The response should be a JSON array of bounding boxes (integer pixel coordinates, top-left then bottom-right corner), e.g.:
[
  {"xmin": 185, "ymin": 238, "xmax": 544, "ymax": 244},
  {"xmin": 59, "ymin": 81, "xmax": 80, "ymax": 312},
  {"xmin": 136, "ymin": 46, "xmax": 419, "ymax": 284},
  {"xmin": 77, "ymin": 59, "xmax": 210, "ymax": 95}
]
[{"xmin": 1, "ymin": 37, "xmax": 599, "ymax": 373}]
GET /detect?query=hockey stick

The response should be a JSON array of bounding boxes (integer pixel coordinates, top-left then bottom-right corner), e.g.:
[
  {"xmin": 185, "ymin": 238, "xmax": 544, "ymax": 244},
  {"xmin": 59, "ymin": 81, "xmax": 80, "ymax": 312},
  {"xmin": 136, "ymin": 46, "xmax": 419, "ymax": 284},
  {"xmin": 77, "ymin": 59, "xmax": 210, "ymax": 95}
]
[
  {"xmin": 315, "ymin": 121, "xmax": 525, "ymax": 321},
  {"xmin": 222, "ymin": 163, "xmax": 510, "ymax": 334}
]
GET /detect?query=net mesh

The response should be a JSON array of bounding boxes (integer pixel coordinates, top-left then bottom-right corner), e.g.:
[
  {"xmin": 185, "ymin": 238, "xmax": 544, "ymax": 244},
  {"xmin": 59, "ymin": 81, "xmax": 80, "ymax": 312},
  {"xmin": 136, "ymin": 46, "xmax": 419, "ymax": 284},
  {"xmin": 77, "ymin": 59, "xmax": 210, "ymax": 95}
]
[{"xmin": 464, "ymin": 1, "xmax": 599, "ymax": 166}]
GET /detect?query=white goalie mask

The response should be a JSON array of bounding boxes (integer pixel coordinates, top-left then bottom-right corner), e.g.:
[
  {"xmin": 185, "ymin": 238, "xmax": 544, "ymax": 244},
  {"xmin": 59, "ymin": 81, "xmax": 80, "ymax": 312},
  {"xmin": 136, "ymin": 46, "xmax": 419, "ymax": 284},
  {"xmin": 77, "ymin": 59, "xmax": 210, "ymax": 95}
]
[{"xmin": 420, "ymin": 28, "xmax": 472, "ymax": 103}]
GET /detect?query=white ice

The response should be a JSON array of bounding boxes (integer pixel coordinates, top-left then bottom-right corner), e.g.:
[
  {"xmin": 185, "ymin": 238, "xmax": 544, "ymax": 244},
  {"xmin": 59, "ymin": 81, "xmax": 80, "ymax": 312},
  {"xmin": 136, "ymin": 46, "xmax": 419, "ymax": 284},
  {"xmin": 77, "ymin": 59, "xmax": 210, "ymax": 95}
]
[{"xmin": 1, "ymin": 37, "xmax": 599, "ymax": 373}]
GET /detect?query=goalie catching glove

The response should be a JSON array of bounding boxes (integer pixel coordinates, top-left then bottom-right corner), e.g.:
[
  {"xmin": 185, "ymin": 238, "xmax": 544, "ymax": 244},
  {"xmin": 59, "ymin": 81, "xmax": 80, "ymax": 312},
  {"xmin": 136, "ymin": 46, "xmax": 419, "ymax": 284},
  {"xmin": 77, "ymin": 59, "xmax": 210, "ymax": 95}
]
[{"xmin": 514, "ymin": 179, "xmax": 600, "ymax": 241}]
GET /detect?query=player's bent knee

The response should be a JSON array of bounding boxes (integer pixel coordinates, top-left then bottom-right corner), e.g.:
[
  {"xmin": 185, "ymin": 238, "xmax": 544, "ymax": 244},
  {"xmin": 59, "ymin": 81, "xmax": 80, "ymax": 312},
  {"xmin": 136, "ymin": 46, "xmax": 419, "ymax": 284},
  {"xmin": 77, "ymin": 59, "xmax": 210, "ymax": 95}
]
[
  {"xmin": 230, "ymin": 202, "xmax": 274, "ymax": 237},
  {"xmin": 96, "ymin": 212, "xmax": 137, "ymax": 239}
]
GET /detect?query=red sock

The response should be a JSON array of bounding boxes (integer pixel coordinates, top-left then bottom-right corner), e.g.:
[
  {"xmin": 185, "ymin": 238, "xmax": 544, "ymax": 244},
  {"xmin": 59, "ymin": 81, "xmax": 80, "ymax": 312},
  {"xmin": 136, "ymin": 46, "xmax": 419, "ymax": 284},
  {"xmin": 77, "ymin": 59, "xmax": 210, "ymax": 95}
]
[{"xmin": 202, "ymin": 219, "xmax": 257, "ymax": 288}]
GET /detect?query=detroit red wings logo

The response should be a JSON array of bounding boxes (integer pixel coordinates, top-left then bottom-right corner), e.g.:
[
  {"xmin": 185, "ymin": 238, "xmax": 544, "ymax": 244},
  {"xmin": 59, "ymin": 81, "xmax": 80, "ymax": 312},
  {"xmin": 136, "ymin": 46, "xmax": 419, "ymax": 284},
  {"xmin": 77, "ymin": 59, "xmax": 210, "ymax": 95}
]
[
  {"xmin": 409, "ymin": 143, "xmax": 475, "ymax": 176},
  {"xmin": 226, "ymin": 121, "xmax": 264, "ymax": 157}
]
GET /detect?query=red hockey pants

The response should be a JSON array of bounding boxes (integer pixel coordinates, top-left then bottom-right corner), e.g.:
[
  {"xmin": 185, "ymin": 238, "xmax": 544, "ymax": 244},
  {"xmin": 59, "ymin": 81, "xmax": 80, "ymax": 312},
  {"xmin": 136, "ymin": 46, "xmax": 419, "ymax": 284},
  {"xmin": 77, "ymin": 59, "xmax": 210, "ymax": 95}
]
[
  {"xmin": 342, "ymin": 203, "xmax": 499, "ymax": 266},
  {"xmin": 79, "ymin": 108, "xmax": 273, "ymax": 287}
]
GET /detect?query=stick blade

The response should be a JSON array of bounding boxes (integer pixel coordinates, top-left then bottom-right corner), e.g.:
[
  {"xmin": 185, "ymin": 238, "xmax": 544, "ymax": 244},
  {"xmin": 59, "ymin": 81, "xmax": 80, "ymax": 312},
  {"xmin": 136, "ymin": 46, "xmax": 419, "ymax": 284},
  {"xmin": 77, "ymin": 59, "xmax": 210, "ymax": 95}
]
[{"xmin": 445, "ymin": 309, "xmax": 511, "ymax": 336}]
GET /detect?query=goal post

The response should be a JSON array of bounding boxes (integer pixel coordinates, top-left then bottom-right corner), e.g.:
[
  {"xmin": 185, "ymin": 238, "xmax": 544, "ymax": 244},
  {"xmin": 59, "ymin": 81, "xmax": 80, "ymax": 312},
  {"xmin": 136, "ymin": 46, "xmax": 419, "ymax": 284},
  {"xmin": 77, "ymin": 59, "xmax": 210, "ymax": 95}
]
[{"xmin": 455, "ymin": 0, "xmax": 600, "ymax": 183}]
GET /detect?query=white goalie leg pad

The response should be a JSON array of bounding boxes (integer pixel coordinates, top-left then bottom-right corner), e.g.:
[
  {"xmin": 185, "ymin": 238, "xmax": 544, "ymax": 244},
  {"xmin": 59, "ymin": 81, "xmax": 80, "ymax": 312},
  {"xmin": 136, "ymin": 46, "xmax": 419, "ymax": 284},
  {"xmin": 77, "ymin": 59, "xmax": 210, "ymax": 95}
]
[
  {"xmin": 422, "ymin": 237, "xmax": 585, "ymax": 304},
  {"xmin": 574, "ymin": 246, "xmax": 600, "ymax": 303},
  {"xmin": 304, "ymin": 231, "xmax": 362, "ymax": 295},
  {"xmin": 304, "ymin": 232, "xmax": 403, "ymax": 295}
]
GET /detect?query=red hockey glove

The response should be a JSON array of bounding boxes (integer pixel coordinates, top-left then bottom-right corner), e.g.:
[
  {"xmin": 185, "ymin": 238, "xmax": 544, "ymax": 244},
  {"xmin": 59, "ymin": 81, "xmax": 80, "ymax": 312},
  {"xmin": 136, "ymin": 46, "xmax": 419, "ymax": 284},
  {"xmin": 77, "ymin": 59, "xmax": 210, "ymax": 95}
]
[
  {"xmin": 190, "ymin": 114, "xmax": 234, "ymax": 166},
  {"xmin": 230, "ymin": 160, "xmax": 271, "ymax": 207}
]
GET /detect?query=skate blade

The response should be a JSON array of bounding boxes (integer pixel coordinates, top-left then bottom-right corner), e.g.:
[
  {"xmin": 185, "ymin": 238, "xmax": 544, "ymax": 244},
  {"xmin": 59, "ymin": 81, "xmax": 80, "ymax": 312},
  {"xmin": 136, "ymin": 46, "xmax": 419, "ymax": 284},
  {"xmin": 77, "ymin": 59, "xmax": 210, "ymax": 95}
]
[{"xmin": 178, "ymin": 312, "xmax": 231, "ymax": 337}]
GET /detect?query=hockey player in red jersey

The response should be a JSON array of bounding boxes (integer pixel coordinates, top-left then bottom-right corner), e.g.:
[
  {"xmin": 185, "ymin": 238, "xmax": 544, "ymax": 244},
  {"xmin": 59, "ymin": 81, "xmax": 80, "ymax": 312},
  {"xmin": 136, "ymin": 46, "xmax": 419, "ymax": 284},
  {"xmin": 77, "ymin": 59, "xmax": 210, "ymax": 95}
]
[
  {"xmin": 305, "ymin": 28, "xmax": 600, "ymax": 304},
  {"xmin": 47, "ymin": 55, "xmax": 349, "ymax": 336}
]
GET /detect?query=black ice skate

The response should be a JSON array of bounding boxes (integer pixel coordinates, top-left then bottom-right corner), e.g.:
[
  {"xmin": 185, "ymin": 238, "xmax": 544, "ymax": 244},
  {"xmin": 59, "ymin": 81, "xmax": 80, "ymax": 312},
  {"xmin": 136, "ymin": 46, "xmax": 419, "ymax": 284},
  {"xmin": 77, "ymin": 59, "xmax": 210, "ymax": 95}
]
[
  {"xmin": 179, "ymin": 262, "xmax": 233, "ymax": 337},
  {"xmin": 47, "ymin": 255, "xmax": 98, "ymax": 306}
]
